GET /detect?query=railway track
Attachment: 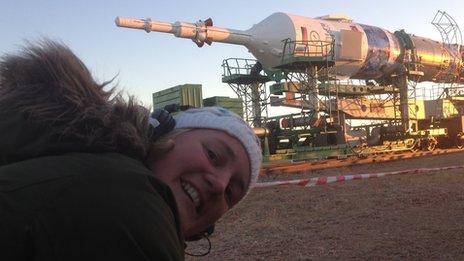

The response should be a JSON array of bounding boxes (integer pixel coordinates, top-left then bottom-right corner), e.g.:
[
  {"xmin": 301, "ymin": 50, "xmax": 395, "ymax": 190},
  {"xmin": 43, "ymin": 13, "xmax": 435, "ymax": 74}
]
[{"xmin": 260, "ymin": 148, "xmax": 464, "ymax": 176}]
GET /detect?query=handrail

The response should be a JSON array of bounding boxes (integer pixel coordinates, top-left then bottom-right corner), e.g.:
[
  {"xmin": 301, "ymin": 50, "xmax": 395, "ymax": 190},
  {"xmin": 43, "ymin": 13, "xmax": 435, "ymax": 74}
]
[
  {"xmin": 222, "ymin": 58, "xmax": 265, "ymax": 77},
  {"xmin": 280, "ymin": 38, "xmax": 335, "ymax": 64}
]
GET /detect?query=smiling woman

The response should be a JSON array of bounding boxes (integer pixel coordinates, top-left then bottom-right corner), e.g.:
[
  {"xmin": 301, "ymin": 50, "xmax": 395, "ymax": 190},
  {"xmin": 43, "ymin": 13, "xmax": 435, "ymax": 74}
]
[
  {"xmin": 151, "ymin": 128, "xmax": 250, "ymax": 237},
  {"xmin": 149, "ymin": 107, "xmax": 262, "ymax": 240},
  {"xmin": 0, "ymin": 40, "xmax": 262, "ymax": 260}
]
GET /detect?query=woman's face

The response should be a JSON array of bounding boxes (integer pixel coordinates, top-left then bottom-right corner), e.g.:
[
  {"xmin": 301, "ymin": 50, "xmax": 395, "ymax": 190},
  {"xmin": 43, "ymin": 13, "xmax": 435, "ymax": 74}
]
[{"xmin": 150, "ymin": 129, "xmax": 251, "ymax": 238}]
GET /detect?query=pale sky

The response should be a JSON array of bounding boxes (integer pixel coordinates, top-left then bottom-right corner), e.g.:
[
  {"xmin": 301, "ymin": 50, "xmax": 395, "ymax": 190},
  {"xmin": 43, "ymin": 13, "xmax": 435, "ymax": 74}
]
[{"xmin": 1, "ymin": 0, "xmax": 463, "ymax": 110}]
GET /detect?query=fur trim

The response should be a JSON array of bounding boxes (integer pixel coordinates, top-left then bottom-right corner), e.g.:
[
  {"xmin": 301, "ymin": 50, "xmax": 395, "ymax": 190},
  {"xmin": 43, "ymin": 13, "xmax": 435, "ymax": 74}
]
[{"xmin": 0, "ymin": 39, "xmax": 151, "ymax": 160}]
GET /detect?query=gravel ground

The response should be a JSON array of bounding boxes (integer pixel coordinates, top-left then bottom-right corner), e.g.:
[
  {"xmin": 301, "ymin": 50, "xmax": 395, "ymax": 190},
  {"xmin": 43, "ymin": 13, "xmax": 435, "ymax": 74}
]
[{"xmin": 186, "ymin": 152, "xmax": 464, "ymax": 260}]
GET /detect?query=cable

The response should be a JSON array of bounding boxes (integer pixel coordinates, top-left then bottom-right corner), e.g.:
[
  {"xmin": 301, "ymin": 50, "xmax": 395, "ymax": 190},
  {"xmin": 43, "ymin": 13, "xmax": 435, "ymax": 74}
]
[{"xmin": 184, "ymin": 234, "xmax": 212, "ymax": 257}]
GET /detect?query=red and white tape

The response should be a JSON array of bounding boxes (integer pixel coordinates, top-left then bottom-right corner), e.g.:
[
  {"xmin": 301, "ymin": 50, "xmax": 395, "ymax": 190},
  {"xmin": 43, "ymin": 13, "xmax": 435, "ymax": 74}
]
[{"xmin": 253, "ymin": 165, "xmax": 464, "ymax": 188}]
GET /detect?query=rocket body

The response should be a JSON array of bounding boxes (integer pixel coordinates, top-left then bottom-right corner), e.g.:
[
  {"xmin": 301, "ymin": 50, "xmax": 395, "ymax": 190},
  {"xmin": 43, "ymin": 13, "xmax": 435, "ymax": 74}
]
[
  {"xmin": 243, "ymin": 13, "xmax": 461, "ymax": 82},
  {"xmin": 116, "ymin": 12, "xmax": 463, "ymax": 83}
]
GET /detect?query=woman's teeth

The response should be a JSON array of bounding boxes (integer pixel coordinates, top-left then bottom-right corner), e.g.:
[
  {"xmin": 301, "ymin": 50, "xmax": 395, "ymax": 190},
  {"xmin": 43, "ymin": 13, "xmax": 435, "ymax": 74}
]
[{"xmin": 181, "ymin": 181, "xmax": 200, "ymax": 207}]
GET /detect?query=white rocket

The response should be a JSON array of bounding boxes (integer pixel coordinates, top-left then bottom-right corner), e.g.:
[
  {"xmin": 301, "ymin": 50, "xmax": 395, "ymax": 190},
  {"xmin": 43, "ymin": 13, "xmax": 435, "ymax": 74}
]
[{"xmin": 115, "ymin": 12, "xmax": 463, "ymax": 83}]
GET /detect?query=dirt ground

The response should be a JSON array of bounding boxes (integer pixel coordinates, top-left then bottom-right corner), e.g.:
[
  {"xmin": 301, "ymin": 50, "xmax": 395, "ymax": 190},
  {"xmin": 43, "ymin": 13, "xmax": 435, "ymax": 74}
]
[{"xmin": 186, "ymin": 151, "xmax": 464, "ymax": 260}]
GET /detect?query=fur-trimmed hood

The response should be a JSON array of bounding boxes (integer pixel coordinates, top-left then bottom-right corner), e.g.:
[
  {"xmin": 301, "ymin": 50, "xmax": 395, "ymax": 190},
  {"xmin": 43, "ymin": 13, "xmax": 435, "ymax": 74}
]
[{"xmin": 0, "ymin": 40, "xmax": 151, "ymax": 166}]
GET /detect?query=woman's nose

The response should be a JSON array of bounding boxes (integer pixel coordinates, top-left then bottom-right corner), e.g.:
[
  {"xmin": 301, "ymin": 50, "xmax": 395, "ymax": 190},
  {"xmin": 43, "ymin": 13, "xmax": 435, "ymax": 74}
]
[{"xmin": 204, "ymin": 170, "xmax": 231, "ymax": 195}]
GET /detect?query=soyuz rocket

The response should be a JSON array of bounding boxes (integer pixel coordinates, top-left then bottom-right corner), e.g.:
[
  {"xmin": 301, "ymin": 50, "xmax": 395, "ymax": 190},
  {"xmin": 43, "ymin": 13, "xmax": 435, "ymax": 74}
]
[{"xmin": 115, "ymin": 12, "xmax": 464, "ymax": 83}]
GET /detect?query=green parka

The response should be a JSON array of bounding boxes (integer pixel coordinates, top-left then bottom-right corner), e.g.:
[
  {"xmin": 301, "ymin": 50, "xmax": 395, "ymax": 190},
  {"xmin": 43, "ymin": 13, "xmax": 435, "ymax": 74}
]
[
  {"xmin": 0, "ymin": 151, "xmax": 185, "ymax": 260},
  {"xmin": 0, "ymin": 41, "xmax": 185, "ymax": 260}
]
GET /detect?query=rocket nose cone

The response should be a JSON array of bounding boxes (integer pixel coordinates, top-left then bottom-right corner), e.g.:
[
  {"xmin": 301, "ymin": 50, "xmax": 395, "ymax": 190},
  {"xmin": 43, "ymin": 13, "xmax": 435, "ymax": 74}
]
[
  {"xmin": 115, "ymin": 16, "xmax": 131, "ymax": 27},
  {"xmin": 115, "ymin": 17, "xmax": 122, "ymax": 26}
]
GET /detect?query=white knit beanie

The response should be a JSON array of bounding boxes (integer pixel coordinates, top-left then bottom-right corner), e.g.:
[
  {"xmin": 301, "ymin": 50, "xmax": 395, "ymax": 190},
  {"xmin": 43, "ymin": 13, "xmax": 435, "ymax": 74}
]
[{"xmin": 174, "ymin": 107, "xmax": 262, "ymax": 190}]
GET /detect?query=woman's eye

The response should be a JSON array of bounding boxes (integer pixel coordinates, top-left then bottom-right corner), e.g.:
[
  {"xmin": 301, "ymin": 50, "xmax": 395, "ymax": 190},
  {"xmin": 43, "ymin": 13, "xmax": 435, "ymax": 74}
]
[
  {"xmin": 206, "ymin": 148, "xmax": 221, "ymax": 166},
  {"xmin": 207, "ymin": 149, "xmax": 217, "ymax": 161},
  {"xmin": 203, "ymin": 143, "xmax": 225, "ymax": 167}
]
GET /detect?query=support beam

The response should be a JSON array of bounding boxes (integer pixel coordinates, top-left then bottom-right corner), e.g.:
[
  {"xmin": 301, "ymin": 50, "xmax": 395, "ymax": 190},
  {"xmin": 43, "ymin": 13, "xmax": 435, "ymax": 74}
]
[{"xmin": 398, "ymin": 74, "xmax": 410, "ymax": 132}]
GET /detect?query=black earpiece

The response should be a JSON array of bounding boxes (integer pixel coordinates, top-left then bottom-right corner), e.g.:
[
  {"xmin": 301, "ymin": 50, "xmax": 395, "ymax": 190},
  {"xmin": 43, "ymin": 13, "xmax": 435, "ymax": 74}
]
[
  {"xmin": 185, "ymin": 225, "xmax": 215, "ymax": 242},
  {"xmin": 148, "ymin": 108, "xmax": 176, "ymax": 141},
  {"xmin": 184, "ymin": 225, "xmax": 214, "ymax": 256},
  {"xmin": 148, "ymin": 104, "xmax": 197, "ymax": 141}
]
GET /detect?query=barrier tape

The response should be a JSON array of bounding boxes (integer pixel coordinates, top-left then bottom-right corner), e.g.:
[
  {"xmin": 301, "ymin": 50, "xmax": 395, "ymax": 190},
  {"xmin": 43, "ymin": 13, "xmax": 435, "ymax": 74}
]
[{"xmin": 253, "ymin": 165, "xmax": 464, "ymax": 188}]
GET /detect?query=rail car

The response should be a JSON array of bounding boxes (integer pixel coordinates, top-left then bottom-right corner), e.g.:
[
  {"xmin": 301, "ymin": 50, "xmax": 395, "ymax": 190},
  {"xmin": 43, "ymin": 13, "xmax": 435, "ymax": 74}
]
[
  {"xmin": 415, "ymin": 115, "xmax": 464, "ymax": 150},
  {"xmin": 356, "ymin": 115, "xmax": 464, "ymax": 156},
  {"xmin": 259, "ymin": 114, "xmax": 464, "ymax": 161}
]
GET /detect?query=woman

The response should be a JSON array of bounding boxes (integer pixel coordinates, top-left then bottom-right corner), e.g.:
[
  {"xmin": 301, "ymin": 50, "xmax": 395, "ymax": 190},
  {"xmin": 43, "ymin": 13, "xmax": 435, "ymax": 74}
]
[{"xmin": 0, "ymin": 40, "xmax": 261, "ymax": 260}]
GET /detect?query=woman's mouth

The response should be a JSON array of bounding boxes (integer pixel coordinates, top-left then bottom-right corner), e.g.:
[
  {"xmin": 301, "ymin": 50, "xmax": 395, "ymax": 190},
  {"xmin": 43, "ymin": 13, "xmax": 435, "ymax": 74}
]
[{"xmin": 181, "ymin": 180, "xmax": 201, "ymax": 209}]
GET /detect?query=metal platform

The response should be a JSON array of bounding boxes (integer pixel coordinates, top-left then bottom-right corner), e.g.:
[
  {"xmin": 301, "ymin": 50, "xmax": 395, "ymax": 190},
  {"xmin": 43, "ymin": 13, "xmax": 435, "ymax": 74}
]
[
  {"xmin": 222, "ymin": 74, "xmax": 270, "ymax": 84},
  {"xmin": 269, "ymin": 81, "xmax": 399, "ymax": 97},
  {"xmin": 274, "ymin": 39, "xmax": 335, "ymax": 71},
  {"xmin": 274, "ymin": 57, "xmax": 335, "ymax": 71},
  {"xmin": 265, "ymin": 144, "xmax": 353, "ymax": 162},
  {"xmin": 222, "ymin": 58, "xmax": 271, "ymax": 84}
]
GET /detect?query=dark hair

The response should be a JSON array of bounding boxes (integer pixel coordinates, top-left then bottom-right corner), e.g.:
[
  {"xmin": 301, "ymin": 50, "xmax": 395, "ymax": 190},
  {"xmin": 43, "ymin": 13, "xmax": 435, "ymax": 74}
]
[{"xmin": 0, "ymin": 39, "xmax": 151, "ymax": 160}]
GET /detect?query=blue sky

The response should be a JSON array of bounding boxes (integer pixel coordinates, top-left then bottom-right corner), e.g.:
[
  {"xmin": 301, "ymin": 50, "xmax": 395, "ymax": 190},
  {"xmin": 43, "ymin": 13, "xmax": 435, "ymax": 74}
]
[{"xmin": 1, "ymin": 0, "xmax": 463, "ymax": 108}]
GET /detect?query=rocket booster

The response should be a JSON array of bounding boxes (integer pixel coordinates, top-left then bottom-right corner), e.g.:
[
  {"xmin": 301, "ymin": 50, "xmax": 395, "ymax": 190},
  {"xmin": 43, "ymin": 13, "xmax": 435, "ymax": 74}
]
[{"xmin": 115, "ymin": 12, "xmax": 464, "ymax": 83}]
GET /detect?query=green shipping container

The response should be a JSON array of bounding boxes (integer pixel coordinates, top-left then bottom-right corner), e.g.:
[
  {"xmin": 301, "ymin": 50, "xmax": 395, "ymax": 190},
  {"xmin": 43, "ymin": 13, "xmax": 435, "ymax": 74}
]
[
  {"xmin": 203, "ymin": 96, "xmax": 244, "ymax": 118},
  {"xmin": 152, "ymin": 84, "xmax": 203, "ymax": 110}
]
